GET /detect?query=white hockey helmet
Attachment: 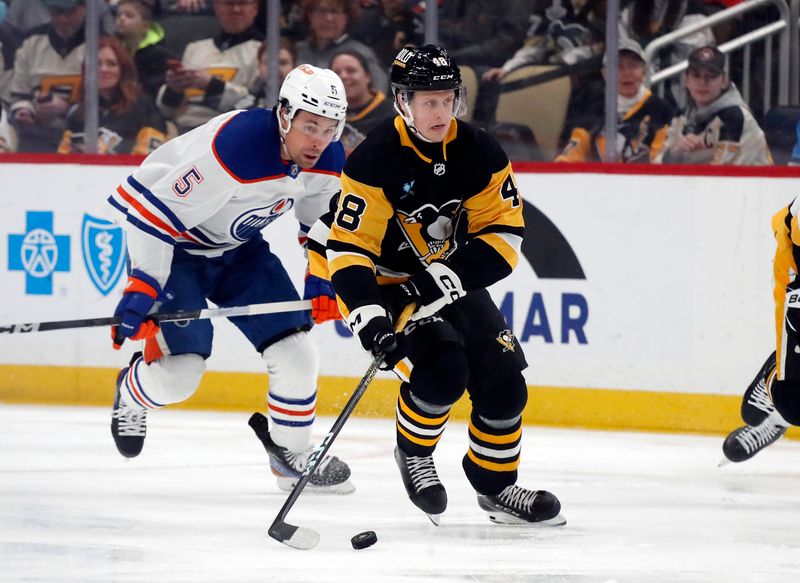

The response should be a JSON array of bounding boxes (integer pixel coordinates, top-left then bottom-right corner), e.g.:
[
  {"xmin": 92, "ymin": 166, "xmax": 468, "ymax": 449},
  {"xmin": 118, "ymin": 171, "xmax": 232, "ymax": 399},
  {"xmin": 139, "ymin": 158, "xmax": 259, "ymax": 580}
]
[{"xmin": 277, "ymin": 64, "xmax": 348, "ymax": 141}]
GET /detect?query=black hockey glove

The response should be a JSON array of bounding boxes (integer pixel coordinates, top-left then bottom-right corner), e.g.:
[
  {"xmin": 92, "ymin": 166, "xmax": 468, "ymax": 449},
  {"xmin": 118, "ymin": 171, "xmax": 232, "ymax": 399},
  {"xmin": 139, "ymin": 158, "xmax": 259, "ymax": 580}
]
[
  {"xmin": 346, "ymin": 304, "xmax": 404, "ymax": 368},
  {"xmin": 380, "ymin": 281, "xmax": 420, "ymax": 320}
]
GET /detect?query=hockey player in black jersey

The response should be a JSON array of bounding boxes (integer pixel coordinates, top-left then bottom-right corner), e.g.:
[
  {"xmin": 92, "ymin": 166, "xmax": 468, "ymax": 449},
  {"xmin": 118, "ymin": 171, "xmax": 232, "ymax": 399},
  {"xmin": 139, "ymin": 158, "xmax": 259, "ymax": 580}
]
[{"xmin": 317, "ymin": 45, "xmax": 565, "ymax": 526}]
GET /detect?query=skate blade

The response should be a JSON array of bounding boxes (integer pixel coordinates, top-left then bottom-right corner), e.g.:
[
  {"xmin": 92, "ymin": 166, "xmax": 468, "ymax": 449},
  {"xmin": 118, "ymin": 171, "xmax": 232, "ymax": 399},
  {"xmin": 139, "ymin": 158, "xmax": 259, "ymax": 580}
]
[
  {"xmin": 276, "ymin": 477, "xmax": 356, "ymax": 495},
  {"xmin": 487, "ymin": 512, "xmax": 567, "ymax": 527},
  {"xmin": 718, "ymin": 457, "xmax": 732, "ymax": 467},
  {"xmin": 426, "ymin": 513, "xmax": 442, "ymax": 526}
]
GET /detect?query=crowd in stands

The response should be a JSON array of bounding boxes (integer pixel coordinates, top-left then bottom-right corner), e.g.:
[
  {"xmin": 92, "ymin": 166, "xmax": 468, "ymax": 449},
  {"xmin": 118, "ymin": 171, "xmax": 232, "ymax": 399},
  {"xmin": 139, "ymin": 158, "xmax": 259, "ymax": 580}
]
[{"xmin": 0, "ymin": 0, "xmax": 797, "ymax": 164}]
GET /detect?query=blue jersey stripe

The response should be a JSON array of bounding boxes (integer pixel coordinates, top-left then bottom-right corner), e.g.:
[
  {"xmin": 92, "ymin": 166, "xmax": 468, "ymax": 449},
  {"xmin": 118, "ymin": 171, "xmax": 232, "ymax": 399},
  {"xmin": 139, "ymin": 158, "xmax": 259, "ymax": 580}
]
[
  {"xmin": 107, "ymin": 195, "xmax": 128, "ymax": 216},
  {"xmin": 127, "ymin": 175, "xmax": 188, "ymax": 233},
  {"xmin": 126, "ymin": 215, "xmax": 175, "ymax": 246},
  {"xmin": 270, "ymin": 392, "xmax": 317, "ymax": 406},
  {"xmin": 271, "ymin": 418, "xmax": 315, "ymax": 427}
]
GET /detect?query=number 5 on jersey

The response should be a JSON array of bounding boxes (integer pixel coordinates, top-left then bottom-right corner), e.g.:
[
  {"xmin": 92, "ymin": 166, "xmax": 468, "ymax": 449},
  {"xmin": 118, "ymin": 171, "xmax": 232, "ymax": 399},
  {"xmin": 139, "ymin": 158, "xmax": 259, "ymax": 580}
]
[{"xmin": 335, "ymin": 193, "xmax": 367, "ymax": 231}]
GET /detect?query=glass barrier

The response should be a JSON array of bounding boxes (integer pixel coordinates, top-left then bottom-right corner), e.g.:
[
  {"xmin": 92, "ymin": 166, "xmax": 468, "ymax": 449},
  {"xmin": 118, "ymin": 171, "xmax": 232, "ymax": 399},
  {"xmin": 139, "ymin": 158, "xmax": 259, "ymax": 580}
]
[{"xmin": 0, "ymin": 0, "xmax": 796, "ymax": 165}]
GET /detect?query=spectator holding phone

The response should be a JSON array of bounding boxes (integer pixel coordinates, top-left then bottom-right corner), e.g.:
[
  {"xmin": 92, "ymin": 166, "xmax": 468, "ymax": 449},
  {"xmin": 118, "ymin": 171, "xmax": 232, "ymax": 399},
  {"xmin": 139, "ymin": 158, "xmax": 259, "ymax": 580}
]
[
  {"xmin": 115, "ymin": 0, "xmax": 175, "ymax": 98},
  {"xmin": 58, "ymin": 36, "xmax": 167, "ymax": 155},
  {"xmin": 9, "ymin": 0, "xmax": 87, "ymax": 152},
  {"xmin": 155, "ymin": 0, "xmax": 261, "ymax": 134}
]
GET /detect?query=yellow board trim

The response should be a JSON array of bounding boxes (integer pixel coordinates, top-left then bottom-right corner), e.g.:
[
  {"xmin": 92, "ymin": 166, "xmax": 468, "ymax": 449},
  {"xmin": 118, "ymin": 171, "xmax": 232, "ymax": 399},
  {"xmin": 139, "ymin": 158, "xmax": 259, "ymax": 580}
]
[
  {"xmin": 0, "ymin": 365, "xmax": 797, "ymax": 439},
  {"xmin": 466, "ymin": 448, "xmax": 520, "ymax": 472}
]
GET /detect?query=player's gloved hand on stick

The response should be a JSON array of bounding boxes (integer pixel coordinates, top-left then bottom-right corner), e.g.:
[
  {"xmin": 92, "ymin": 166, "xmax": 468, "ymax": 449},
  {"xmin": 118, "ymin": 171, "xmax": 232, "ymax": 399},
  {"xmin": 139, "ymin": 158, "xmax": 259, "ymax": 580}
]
[
  {"xmin": 385, "ymin": 261, "xmax": 466, "ymax": 321},
  {"xmin": 346, "ymin": 304, "xmax": 403, "ymax": 368},
  {"xmin": 303, "ymin": 272, "xmax": 341, "ymax": 324},
  {"xmin": 111, "ymin": 270, "xmax": 162, "ymax": 350}
]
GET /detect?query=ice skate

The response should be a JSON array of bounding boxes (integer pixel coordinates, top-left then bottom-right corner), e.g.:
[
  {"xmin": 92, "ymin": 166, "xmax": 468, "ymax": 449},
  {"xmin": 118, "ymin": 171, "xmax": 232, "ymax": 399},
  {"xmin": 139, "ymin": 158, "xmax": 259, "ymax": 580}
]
[
  {"xmin": 477, "ymin": 484, "xmax": 566, "ymax": 526},
  {"xmin": 740, "ymin": 352, "xmax": 777, "ymax": 426},
  {"xmin": 394, "ymin": 446, "xmax": 447, "ymax": 525},
  {"xmin": 110, "ymin": 355, "xmax": 147, "ymax": 458},
  {"xmin": 722, "ymin": 410, "xmax": 788, "ymax": 463},
  {"xmin": 248, "ymin": 413, "xmax": 354, "ymax": 494}
]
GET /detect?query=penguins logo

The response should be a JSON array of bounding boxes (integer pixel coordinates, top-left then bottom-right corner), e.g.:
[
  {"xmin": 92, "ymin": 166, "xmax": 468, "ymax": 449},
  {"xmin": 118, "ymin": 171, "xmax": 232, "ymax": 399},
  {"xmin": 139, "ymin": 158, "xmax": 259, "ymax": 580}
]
[
  {"xmin": 496, "ymin": 329, "xmax": 516, "ymax": 352},
  {"xmin": 396, "ymin": 199, "xmax": 461, "ymax": 262}
]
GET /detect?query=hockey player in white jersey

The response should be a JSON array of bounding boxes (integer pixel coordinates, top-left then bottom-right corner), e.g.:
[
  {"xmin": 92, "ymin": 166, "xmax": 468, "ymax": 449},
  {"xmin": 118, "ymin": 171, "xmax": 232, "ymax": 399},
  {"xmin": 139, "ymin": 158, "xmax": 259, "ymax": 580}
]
[{"xmin": 106, "ymin": 64, "xmax": 354, "ymax": 494}]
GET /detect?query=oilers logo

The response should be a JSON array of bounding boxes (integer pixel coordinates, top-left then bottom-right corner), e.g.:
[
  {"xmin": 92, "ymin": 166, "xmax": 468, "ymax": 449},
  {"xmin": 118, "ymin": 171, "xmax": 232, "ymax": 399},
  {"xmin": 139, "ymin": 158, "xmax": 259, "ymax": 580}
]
[
  {"xmin": 496, "ymin": 329, "xmax": 516, "ymax": 353},
  {"xmin": 81, "ymin": 214, "xmax": 126, "ymax": 296},
  {"xmin": 230, "ymin": 198, "xmax": 294, "ymax": 242},
  {"xmin": 396, "ymin": 199, "xmax": 461, "ymax": 262}
]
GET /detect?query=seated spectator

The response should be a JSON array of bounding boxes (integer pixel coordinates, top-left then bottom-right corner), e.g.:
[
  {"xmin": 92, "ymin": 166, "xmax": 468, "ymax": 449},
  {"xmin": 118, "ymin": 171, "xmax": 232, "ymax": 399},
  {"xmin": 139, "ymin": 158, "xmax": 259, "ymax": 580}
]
[
  {"xmin": 115, "ymin": 0, "xmax": 174, "ymax": 98},
  {"xmin": 155, "ymin": 0, "xmax": 261, "ymax": 134},
  {"xmin": 483, "ymin": 0, "xmax": 606, "ymax": 82},
  {"xmin": 294, "ymin": 0, "xmax": 388, "ymax": 92},
  {"xmin": 556, "ymin": 39, "xmax": 674, "ymax": 163},
  {"xmin": 656, "ymin": 46, "xmax": 772, "ymax": 165},
  {"xmin": 236, "ymin": 37, "xmax": 296, "ymax": 110},
  {"xmin": 58, "ymin": 36, "xmax": 167, "ymax": 154},
  {"xmin": 9, "ymin": 0, "xmax": 87, "ymax": 152},
  {"xmin": 330, "ymin": 48, "xmax": 394, "ymax": 154}
]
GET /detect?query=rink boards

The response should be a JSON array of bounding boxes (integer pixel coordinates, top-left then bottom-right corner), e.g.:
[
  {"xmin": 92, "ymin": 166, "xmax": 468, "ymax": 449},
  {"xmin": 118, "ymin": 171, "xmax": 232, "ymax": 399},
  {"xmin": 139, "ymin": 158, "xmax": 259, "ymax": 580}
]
[{"xmin": 1, "ymin": 156, "xmax": 799, "ymax": 435}]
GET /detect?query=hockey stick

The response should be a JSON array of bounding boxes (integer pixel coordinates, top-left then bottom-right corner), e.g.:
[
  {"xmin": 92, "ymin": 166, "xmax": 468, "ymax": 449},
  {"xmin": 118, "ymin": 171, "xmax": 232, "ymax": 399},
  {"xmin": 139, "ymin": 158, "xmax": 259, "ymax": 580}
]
[
  {"xmin": 267, "ymin": 303, "xmax": 417, "ymax": 550},
  {"xmin": 0, "ymin": 300, "xmax": 312, "ymax": 335}
]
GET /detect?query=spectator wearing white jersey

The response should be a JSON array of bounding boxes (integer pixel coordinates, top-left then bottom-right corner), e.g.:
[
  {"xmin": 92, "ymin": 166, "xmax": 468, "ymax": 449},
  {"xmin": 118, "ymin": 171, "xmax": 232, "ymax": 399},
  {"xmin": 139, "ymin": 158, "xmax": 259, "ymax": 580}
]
[{"xmin": 155, "ymin": 0, "xmax": 261, "ymax": 134}]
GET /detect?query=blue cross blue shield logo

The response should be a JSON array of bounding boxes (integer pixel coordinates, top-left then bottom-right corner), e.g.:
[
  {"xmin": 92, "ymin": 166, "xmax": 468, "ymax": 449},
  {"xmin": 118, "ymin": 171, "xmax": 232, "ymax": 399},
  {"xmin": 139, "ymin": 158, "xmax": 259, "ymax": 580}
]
[
  {"xmin": 81, "ymin": 214, "xmax": 126, "ymax": 296},
  {"xmin": 8, "ymin": 211, "xmax": 70, "ymax": 295}
]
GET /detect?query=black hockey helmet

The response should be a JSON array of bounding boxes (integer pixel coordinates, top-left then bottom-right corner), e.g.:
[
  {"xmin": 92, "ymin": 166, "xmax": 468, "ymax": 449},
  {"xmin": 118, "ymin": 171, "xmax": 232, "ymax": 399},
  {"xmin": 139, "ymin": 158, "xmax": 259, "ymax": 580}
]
[
  {"xmin": 390, "ymin": 44, "xmax": 467, "ymax": 133},
  {"xmin": 390, "ymin": 44, "xmax": 463, "ymax": 92}
]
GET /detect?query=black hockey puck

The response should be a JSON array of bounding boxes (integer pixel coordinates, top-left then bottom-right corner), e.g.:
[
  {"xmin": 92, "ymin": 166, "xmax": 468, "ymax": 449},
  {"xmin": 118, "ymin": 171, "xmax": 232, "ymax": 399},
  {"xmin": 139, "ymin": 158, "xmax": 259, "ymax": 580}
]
[{"xmin": 351, "ymin": 530, "xmax": 377, "ymax": 550}]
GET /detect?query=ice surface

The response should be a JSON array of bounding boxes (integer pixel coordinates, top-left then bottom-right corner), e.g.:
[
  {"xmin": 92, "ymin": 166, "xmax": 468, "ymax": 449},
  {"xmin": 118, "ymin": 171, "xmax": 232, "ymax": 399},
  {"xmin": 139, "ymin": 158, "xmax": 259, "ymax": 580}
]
[{"xmin": 2, "ymin": 404, "xmax": 800, "ymax": 583}]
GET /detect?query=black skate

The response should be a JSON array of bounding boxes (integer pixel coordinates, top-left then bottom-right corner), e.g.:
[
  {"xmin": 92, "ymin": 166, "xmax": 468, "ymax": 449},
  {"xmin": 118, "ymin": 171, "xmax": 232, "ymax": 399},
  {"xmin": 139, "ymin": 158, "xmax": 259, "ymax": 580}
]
[
  {"xmin": 110, "ymin": 355, "xmax": 147, "ymax": 458},
  {"xmin": 394, "ymin": 446, "xmax": 447, "ymax": 525},
  {"xmin": 248, "ymin": 413, "xmax": 354, "ymax": 494},
  {"xmin": 477, "ymin": 485, "xmax": 566, "ymax": 526},
  {"xmin": 722, "ymin": 411, "xmax": 788, "ymax": 463},
  {"xmin": 740, "ymin": 352, "xmax": 777, "ymax": 426}
]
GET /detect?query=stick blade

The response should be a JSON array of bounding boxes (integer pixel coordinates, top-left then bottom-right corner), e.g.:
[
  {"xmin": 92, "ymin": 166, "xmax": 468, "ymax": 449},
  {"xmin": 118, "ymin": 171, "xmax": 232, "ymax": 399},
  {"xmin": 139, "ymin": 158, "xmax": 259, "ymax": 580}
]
[{"xmin": 269, "ymin": 520, "xmax": 320, "ymax": 550}]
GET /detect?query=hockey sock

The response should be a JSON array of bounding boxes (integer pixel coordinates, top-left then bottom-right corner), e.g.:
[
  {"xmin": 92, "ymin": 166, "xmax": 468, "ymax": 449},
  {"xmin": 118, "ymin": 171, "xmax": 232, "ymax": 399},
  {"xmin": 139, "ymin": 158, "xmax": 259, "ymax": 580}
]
[
  {"xmin": 463, "ymin": 412, "xmax": 522, "ymax": 495},
  {"xmin": 120, "ymin": 353, "xmax": 205, "ymax": 410},
  {"xmin": 261, "ymin": 332, "xmax": 319, "ymax": 452},
  {"xmin": 396, "ymin": 383, "xmax": 451, "ymax": 457}
]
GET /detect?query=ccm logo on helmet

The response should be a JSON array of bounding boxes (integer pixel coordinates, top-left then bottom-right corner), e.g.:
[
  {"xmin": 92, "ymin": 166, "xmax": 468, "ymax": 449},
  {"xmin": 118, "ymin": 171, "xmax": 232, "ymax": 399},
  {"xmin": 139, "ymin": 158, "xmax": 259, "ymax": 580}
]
[{"xmin": 432, "ymin": 75, "xmax": 454, "ymax": 81}]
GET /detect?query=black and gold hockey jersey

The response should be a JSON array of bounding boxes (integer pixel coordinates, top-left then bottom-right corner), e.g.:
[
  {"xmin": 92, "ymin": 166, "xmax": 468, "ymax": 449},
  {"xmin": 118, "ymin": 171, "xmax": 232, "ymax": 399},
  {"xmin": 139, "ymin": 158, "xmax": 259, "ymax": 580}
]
[
  {"xmin": 556, "ymin": 89, "xmax": 674, "ymax": 163},
  {"xmin": 325, "ymin": 116, "xmax": 525, "ymax": 318}
]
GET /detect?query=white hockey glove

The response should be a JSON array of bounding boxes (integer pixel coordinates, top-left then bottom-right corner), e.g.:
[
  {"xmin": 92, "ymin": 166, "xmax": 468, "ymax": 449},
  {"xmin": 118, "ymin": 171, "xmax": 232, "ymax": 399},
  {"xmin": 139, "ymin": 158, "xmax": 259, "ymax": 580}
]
[{"xmin": 401, "ymin": 261, "xmax": 466, "ymax": 321}]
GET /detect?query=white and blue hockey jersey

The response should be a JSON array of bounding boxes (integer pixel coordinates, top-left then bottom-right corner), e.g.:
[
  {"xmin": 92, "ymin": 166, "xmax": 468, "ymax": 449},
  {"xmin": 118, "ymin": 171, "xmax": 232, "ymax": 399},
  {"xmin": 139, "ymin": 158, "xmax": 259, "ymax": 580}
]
[{"xmin": 107, "ymin": 108, "xmax": 346, "ymax": 287}]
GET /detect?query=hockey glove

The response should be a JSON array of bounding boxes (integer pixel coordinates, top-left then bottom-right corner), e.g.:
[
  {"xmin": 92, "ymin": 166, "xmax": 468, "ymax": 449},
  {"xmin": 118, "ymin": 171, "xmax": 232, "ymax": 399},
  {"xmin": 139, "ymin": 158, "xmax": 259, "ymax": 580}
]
[
  {"xmin": 111, "ymin": 270, "xmax": 162, "ymax": 350},
  {"xmin": 346, "ymin": 303, "xmax": 402, "ymax": 364},
  {"xmin": 406, "ymin": 261, "xmax": 466, "ymax": 321},
  {"xmin": 303, "ymin": 273, "xmax": 341, "ymax": 324},
  {"xmin": 380, "ymin": 280, "xmax": 420, "ymax": 321}
]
